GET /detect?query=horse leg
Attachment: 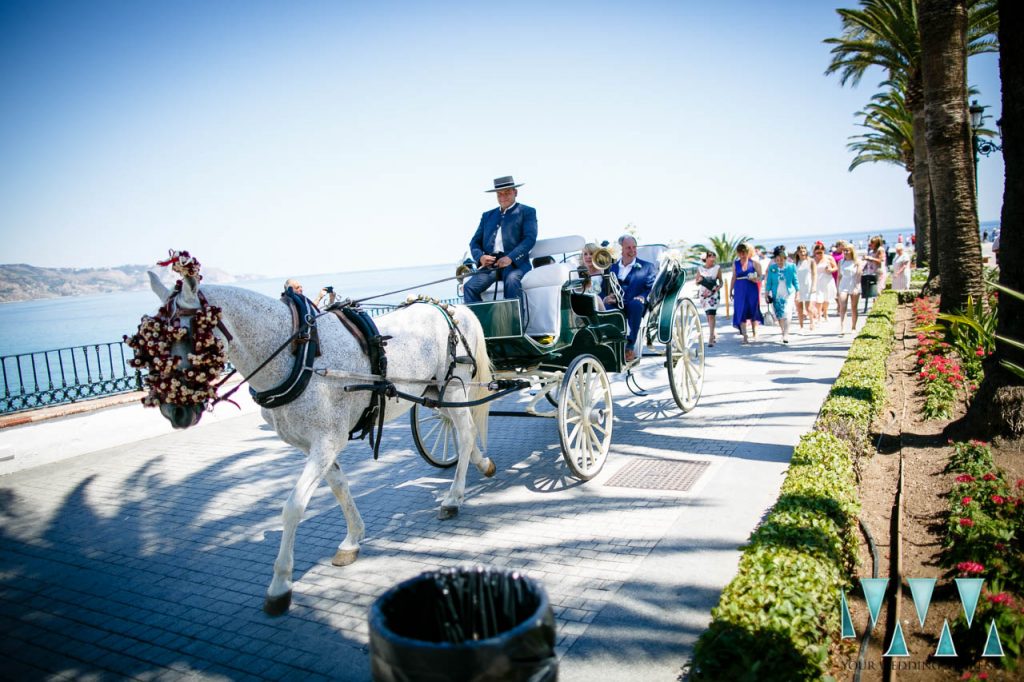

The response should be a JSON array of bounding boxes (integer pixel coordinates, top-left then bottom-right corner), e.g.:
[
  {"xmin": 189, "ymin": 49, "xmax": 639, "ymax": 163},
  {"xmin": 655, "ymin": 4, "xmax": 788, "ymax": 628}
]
[
  {"xmin": 324, "ymin": 462, "xmax": 365, "ymax": 567},
  {"xmin": 264, "ymin": 450, "xmax": 331, "ymax": 616},
  {"xmin": 437, "ymin": 405, "xmax": 492, "ymax": 519}
]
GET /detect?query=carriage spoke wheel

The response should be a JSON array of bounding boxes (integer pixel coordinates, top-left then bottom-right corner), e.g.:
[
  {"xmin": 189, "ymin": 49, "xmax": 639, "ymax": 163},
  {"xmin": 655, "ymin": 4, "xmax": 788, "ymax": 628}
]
[
  {"xmin": 410, "ymin": 404, "xmax": 459, "ymax": 468},
  {"xmin": 557, "ymin": 355, "xmax": 613, "ymax": 480},
  {"xmin": 666, "ymin": 298, "xmax": 705, "ymax": 412}
]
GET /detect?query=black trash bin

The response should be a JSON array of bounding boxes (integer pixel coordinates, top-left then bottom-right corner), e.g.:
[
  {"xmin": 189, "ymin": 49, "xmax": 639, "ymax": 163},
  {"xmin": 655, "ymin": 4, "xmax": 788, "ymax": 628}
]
[
  {"xmin": 369, "ymin": 566, "xmax": 557, "ymax": 682},
  {"xmin": 861, "ymin": 273, "xmax": 879, "ymax": 299}
]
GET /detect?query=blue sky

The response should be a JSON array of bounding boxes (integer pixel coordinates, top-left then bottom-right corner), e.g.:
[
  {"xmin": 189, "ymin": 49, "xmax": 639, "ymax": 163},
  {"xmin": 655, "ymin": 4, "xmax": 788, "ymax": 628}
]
[{"xmin": 0, "ymin": 0, "xmax": 1005, "ymax": 277}]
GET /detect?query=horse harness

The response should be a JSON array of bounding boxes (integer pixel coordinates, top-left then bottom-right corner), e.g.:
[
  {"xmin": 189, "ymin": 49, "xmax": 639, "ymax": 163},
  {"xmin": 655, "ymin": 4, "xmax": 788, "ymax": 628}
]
[{"xmin": 249, "ymin": 292, "xmax": 479, "ymax": 460}]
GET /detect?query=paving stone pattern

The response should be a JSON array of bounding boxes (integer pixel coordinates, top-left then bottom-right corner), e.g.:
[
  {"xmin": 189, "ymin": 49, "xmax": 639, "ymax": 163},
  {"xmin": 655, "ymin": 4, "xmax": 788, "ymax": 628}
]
[{"xmin": 0, "ymin": 322, "xmax": 854, "ymax": 680}]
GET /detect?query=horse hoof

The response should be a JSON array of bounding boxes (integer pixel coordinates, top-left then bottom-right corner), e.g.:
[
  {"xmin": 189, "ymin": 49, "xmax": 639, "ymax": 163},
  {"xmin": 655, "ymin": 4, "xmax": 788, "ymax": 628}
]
[
  {"xmin": 484, "ymin": 460, "xmax": 496, "ymax": 478},
  {"xmin": 263, "ymin": 590, "xmax": 292, "ymax": 617},
  {"xmin": 438, "ymin": 505, "xmax": 459, "ymax": 520},
  {"xmin": 332, "ymin": 548, "xmax": 359, "ymax": 566}
]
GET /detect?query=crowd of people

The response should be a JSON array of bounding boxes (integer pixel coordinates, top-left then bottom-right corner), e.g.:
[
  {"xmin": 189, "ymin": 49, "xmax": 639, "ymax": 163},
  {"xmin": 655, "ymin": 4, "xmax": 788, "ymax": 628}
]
[{"xmin": 696, "ymin": 235, "xmax": 916, "ymax": 347}]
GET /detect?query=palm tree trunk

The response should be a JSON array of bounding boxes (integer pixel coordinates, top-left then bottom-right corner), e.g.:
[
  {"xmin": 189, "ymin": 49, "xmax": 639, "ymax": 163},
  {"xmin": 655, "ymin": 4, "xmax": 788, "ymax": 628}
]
[
  {"xmin": 907, "ymin": 76, "xmax": 933, "ymax": 271},
  {"xmin": 920, "ymin": 0, "xmax": 984, "ymax": 313},
  {"xmin": 953, "ymin": 0, "xmax": 1024, "ymax": 439}
]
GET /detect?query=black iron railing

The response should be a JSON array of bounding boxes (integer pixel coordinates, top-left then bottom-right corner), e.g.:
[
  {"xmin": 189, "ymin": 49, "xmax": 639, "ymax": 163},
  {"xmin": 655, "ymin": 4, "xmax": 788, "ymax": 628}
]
[
  {"xmin": 1, "ymin": 343, "xmax": 143, "ymax": 414},
  {"xmin": 0, "ymin": 298, "xmax": 463, "ymax": 416}
]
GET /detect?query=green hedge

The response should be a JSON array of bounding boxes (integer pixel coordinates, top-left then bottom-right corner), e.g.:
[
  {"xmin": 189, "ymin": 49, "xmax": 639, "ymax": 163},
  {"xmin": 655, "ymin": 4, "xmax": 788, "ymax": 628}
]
[{"xmin": 690, "ymin": 292, "xmax": 897, "ymax": 681}]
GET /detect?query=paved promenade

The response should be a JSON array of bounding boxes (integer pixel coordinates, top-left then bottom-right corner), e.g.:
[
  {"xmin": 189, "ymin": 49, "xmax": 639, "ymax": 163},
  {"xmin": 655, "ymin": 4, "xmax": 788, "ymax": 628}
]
[{"xmin": 0, "ymin": 316, "xmax": 855, "ymax": 681}]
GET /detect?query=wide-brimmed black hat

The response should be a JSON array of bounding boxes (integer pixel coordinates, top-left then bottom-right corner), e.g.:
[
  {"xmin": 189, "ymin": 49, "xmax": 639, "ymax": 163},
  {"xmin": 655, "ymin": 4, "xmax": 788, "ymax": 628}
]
[{"xmin": 486, "ymin": 176, "xmax": 524, "ymax": 192}]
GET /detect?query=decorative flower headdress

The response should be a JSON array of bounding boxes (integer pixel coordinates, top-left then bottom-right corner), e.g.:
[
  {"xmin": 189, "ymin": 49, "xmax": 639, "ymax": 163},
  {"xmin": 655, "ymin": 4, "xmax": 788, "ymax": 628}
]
[{"xmin": 125, "ymin": 250, "xmax": 227, "ymax": 409}]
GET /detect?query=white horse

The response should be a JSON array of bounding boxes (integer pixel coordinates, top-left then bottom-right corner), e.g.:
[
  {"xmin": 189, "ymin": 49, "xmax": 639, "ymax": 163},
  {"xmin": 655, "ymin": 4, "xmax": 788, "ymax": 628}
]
[{"xmin": 144, "ymin": 270, "xmax": 495, "ymax": 615}]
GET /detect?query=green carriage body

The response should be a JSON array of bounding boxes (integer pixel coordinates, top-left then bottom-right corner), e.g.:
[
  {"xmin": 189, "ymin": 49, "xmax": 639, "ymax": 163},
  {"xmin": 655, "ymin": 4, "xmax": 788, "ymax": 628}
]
[
  {"xmin": 465, "ymin": 266, "xmax": 688, "ymax": 375},
  {"xmin": 410, "ymin": 238, "xmax": 704, "ymax": 482}
]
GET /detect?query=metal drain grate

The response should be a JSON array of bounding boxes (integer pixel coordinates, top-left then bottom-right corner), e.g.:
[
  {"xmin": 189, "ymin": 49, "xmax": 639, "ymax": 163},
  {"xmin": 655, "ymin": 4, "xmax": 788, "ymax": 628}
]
[{"xmin": 605, "ymin": 459, "xmax": 710, "ymax": 491}]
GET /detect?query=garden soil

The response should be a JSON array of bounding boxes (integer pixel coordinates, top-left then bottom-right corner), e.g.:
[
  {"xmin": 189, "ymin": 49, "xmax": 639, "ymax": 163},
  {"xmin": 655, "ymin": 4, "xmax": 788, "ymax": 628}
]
[{"xmin": 830, "ymin": 302, "xmax": 1023, "ymax": 682}]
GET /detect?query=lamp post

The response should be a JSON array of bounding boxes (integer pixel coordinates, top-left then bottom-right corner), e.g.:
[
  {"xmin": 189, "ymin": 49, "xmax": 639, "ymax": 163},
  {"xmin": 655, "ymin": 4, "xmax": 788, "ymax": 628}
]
[{"xmin": 969, "ymin": 100, "xmax": 1004, "ymax": 192}]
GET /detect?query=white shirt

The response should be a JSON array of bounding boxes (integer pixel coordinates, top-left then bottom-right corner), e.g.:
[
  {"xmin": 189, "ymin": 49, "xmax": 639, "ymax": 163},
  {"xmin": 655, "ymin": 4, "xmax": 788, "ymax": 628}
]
[
  {"xmin": 493, "ymin": 202, "xmax": 518, "ymax": 253},
  {"xmin": 614, "ymin": 259, "xmax": 639, "ymax": 281}
]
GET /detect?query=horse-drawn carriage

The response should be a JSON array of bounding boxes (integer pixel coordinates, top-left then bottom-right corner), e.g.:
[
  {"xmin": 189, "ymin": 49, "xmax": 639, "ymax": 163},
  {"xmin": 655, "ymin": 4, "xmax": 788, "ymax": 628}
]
[
  {"xmin": 410, "ymin": 235, "xmax": 706, "ymax": 480},
  {"xmin": 133, "ymin": 243, "xmax": 704, "ymax": 614}
]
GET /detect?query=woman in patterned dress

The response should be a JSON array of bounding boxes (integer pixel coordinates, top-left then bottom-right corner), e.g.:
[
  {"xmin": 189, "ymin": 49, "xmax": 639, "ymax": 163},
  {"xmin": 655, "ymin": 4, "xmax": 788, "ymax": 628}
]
[{"xmin": 697, "ymin": 251, "xmax": 724, "ymax": 346}]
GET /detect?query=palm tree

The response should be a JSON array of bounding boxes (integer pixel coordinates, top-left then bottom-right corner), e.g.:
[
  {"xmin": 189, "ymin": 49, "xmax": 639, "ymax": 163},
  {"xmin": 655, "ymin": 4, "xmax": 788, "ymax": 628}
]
[
  {"xmin": 690, "ymin": 233, "xmax": 751, "ymax": 316},
  {"xmin": 954, "ymin": 0, "xmax": 1024, "ymax": 439},
  {"xmin": 920, "ymin": 0, "xmax": 985, "ymax": 313},
  {"xmin": 847, "ymin": 84, "xmax": 913, "ymax": 178},
  {"xmin": 824, "ymin": 0, "xmax": 998, "ymax": 282}
]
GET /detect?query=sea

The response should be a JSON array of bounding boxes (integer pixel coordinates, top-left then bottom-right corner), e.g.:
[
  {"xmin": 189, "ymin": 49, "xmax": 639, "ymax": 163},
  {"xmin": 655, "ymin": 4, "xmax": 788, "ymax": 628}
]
[{"xmin": 0, "ymin": 221, "xmax": 999, "ymax": 359}]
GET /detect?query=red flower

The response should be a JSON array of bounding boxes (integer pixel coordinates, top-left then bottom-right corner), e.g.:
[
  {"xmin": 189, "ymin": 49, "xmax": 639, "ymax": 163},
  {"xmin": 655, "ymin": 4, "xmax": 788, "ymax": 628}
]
[
  {"xmin": 975, "ymin": 348, "xmax": 986, "ymax": 357},
  {"xmin": 956, "ymin": 474, "xmax": 975, "ymax": 483},
  {"xmin": 928, "ymin": 373, "xmax": 937, "ymax": 381},
  {"xmin": 959, "ymin": 518, "xmax": 975, "ymax": 527},
  {"xmin": 988, "ymin": 592, "xmax": 1014, "ymax": 607},
  {"xmin": 1016, "ymin": 479, "xmax": 1024, "ymax": 488},
  {"xmin": 995, "ymin": 543, "xmax": 1006, "ymax": 551},
  {"xmin": 962, "ymin": 496, "xmax": 973, "ymax": 505},
  {"xmin": 983, "ymin": 473, "xmax": 997, "ymax": 481},
  {"xmin": 992, "ymin": 495, "xmax": 1005, "ymax": 505},
  {"xmin": 957, "ymin": 561, "xmax": 984, "ymax": 574}
]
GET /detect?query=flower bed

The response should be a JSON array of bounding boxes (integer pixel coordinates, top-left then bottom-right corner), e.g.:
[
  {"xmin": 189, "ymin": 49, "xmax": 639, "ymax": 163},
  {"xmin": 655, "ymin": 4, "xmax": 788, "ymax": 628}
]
[
  {"xmin": 690, "ymin": 293, "xmax": 896, "ymax": 680},
  {"xmin": 942, "ymin": 440, "xmax": 1024, "ymax": 669}
]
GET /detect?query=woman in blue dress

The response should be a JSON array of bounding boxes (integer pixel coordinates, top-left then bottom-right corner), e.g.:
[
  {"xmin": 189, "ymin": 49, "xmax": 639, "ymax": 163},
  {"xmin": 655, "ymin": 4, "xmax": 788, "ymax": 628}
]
[{"xmin": 732, "ymin": 243, "xmax": 764, "ymax": 343}]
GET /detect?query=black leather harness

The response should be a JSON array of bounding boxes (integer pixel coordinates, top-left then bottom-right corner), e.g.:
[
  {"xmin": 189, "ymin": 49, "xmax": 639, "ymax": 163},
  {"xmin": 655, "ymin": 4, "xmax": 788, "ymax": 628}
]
[
  {"xmin": 248, "ymin": 293, "xmax": 480, "ymax": 461},
  {"xmin": 249, "ymin": 289, "xmax": 320, "ymax": 409}
]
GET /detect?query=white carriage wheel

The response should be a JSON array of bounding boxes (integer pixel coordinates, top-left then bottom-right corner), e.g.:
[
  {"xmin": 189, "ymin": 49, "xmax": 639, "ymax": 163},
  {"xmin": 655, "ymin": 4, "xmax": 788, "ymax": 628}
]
[
  {"xmin": 666, "ymin": 298, "xmax": 705, "ymax": 412},
  {"xmin": 410, "ymin": 403, "xmax": 459, "ymax": 469},
  {"xmin": 557, "ymin": 355, "xmax": 613, "ymax": 480}
]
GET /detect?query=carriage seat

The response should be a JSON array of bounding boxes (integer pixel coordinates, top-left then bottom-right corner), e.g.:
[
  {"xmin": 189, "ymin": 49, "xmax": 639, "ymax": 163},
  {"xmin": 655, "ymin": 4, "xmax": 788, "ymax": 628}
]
[{"xmin": 520, "ymin": 235, "xmax": 585, "ymax": 339}]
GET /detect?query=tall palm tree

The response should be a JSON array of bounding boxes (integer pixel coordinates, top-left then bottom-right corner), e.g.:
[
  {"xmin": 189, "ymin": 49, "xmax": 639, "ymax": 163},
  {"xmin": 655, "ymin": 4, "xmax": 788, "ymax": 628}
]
[
  {"xmin": 690, "ymin": 233, "xmax": 751, "ymax": 316},
  {"xmin": 920, "ymin": 0, "xmax": 985, "ymax": 312},
  {"xmin": 955, "ymin": 0, "xmax": 1023, "ymax": 438},
  {"xmin": 824, "ymin": 0, "xmax": 998, "ymax": 280}
]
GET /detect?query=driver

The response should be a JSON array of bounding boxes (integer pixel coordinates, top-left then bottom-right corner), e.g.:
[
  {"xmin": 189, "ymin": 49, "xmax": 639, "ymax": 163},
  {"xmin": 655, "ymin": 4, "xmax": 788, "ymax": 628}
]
[
  {"xmin": 463, "ymin": 175, "xmax": 538, "ymax": 311},
  {"xmin": 602, "ymin": 235, "xmax": 656, "ymax": 362}
]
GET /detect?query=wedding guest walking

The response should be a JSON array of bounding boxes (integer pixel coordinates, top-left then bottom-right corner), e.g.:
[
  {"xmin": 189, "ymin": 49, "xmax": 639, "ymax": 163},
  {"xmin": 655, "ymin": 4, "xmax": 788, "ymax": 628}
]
[
  {"xmin": 812, "ymin": 242, "xmax": 837, "ymax": 324},
  {"xmin": 836, "ymin": 244, "xmax": 862, "ymax": 336},
  {"xmin": 891, "ymin": 243, "xmax": 911, "ymax": 290},
  {"xmin": 765, "ymin": 246, "xmax": 798, "ymax": 344},
  {"xmin": 793, "ymin": 244, "xmax": 816, "ymax": 331},
  {"xmin": 732, "ymin": 243, "xmax": 764, "ymax": 344},
  {"xmin": 697, "ymin": 251, "xmax": 724, "ymax": 346}
]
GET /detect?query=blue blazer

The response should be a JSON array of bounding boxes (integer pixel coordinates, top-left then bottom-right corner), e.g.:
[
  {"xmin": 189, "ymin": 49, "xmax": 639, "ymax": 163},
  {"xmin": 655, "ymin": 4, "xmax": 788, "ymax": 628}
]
[
  {"xmin": 469, "ymin": 203, "xmax": 538, "ymax": 272},
  {"xmin": 766, "ymin": 262, "xmax": 798, "ymax": 297},
  {"xmin": 602, "ymin": 258, "xmax": 657, "ymax": 301}
]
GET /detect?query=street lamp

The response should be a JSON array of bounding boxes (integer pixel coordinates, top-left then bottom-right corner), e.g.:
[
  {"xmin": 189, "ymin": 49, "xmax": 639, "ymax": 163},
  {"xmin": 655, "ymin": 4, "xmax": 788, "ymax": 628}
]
[{"xmin": 969, "ymin": 100, "xmax": 1003, "ymax": 199}]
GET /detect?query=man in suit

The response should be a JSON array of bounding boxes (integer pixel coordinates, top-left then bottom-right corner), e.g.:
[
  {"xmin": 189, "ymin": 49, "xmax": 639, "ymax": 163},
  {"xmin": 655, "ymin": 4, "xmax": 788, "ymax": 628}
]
[
  {"xmin": 603, "ymin": 234, "xmax": 657, "ymax": 362},
  {"xmin": 463, "ymin": 176, "xmax": 538, "ymax": 309}
]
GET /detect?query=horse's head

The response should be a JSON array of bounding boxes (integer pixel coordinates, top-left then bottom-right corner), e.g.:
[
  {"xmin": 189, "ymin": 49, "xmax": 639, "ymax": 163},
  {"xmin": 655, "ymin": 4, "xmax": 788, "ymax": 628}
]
[{"xmin": 127, "ymin": 253, "xmax": 227, "ymax": 430}]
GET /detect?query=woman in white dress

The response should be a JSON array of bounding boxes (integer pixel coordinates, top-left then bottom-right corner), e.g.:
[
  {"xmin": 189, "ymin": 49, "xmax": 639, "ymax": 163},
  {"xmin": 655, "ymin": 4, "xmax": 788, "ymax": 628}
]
[
  {"xmin": 793, "ymin": 244, "xmax": 816, "ymax": 331},
  {"xmin": 891, "ymin": 243, "xmax": 911, "ymax": 290},
  {"xmin": 836, "ymin": 244, "xmax": 861, "ymax": 335},
  {"xmin": 812, "ymin": 242, "xmax": 837, "ymax": 323},
  {"xmin": 696, "ymin": 252, "xmax": 724, "ymax": 346}
]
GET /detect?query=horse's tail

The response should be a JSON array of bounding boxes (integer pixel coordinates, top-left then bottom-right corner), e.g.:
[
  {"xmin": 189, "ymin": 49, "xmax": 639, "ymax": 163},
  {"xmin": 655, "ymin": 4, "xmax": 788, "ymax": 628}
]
[{"xmin": 465, "ymin": 312, "xmax": 492, "ymax": 450}]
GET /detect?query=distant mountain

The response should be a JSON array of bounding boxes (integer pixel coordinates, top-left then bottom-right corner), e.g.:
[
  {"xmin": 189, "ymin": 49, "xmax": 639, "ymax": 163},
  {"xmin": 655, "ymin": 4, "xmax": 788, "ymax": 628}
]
[{"xmin": 0, "ymin": 263, "xmax": 263, "ymax": 303}]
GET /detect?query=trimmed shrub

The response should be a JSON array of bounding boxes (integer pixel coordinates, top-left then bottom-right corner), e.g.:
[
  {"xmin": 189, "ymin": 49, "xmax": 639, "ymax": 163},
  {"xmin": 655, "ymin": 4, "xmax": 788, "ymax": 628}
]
[
  {"xmin": 691, "ymin": 294, "xmax": 897, "ymax": 681},
  {"xmin": 690, "ymin": 432, "xmax": 859, "ymax": 681}
]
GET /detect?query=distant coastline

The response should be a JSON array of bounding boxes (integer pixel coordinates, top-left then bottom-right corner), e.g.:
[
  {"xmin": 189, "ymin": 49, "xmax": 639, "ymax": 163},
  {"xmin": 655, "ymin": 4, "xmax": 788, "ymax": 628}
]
[{"xmin": 0, "ymin": 263, "xmax": 263, "ymax": 304}]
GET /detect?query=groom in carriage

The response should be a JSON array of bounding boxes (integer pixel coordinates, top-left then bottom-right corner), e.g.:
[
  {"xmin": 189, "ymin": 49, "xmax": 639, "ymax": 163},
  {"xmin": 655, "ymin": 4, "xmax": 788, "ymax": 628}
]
[{"xmin": 602, "ymin": 234, "xmax": 657, "ymax": 362}]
